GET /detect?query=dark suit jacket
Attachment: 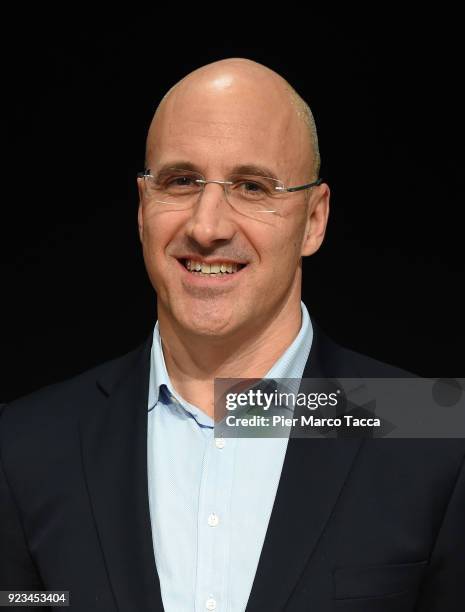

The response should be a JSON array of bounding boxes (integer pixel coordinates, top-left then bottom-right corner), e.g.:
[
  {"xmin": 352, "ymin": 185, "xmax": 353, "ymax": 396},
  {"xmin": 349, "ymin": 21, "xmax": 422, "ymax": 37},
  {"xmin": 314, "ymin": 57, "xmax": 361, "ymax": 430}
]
[{"xmin": 1, "ymin": 322, "xmax": 465, "ymax": 611}]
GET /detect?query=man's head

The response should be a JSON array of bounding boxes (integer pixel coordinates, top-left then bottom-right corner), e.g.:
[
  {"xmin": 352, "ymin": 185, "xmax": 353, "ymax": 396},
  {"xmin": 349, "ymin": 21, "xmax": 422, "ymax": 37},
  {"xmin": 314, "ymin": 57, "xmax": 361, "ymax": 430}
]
[{"xmin": 137, "ymin": 58, "xmax": 330, "ymax": 340}]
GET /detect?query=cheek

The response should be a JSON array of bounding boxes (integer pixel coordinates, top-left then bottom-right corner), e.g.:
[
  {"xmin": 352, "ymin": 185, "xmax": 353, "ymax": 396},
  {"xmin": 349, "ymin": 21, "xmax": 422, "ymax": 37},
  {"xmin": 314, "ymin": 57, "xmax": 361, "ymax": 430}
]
[
  {"xmin": 140, "ymin": 209, "xmax": 184, "ymax": 286},
  {"xmin": 141, "ymin": 207, "xmax": 182, "ymax": 253},
  {"xmin": 256, "ymin": 221, "xmax": 305, "ymax": 268}
]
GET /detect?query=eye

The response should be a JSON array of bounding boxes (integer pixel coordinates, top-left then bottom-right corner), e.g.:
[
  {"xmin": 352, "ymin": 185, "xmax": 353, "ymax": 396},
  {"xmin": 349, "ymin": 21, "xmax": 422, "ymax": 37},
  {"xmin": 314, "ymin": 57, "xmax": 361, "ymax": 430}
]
[
  {"xmin": 155, "ymin": 172, "xmax": 202, "ymax": 191},
  {"xmin": 167, "ymin": 175, "xmax": 196, "ymax": 187},
  {"xmin": 242, "ymin": 181, "xmax": 264, "ymax": 192},
  {"xmin": 231, "ymin": 176, "xmax": 272, "ymax": 199}
]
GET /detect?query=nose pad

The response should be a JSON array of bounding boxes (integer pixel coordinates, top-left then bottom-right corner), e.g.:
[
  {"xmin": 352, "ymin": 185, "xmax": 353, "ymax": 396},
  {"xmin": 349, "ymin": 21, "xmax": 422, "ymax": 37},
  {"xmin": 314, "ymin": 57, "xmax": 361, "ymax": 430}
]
[
  {"xmin": 186, "ymin": 181, "xmax": 237, "ymax": 246},
  {"xmin": 195, "ymin": 180, "xmax": 233, "ymax": 210},
  {"xmin": 207, "ymin": 180, "xmax": 230, "ymax": 196}
]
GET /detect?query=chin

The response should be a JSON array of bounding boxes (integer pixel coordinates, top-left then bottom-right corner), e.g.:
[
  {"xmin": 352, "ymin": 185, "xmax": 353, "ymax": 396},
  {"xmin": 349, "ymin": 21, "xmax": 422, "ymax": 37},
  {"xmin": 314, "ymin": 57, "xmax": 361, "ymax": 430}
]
[
  {"xmin": 182, "ymin": 315, "xmax": 235, "ymax": 337},
  {"xmin": 173, "ymin": 301, "xmax": 242, "ymax": 338}
]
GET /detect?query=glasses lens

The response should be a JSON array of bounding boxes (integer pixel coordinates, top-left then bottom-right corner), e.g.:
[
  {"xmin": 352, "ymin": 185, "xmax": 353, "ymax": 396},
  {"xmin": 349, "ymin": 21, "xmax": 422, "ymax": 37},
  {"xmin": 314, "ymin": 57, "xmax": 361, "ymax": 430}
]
[
  {"xmin": 227, "ymin": 175, "xmax": 282, "ymax": 215},
  {"xmin": 143, "ymin": 169, "xmax": 203, "ymax": 209},
  {"xmin": 141, "ymin": 170, "xmax": 284, "ymax": 216}
]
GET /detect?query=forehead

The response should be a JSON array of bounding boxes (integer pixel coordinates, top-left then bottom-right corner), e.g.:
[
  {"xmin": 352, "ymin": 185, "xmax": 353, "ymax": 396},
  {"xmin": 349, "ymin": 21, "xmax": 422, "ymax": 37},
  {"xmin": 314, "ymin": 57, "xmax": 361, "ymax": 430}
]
[{"xmin": 148, "ymin": 85, "xmax": 309, "ymax": 178}]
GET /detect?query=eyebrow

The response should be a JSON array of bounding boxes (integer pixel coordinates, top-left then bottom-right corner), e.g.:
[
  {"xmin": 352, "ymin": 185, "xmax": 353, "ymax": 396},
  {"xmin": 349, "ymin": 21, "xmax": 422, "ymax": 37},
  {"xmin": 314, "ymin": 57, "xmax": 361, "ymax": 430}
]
[{"xmin": 154, "ymin": 160, "xmax": 279, "ymax": 181}]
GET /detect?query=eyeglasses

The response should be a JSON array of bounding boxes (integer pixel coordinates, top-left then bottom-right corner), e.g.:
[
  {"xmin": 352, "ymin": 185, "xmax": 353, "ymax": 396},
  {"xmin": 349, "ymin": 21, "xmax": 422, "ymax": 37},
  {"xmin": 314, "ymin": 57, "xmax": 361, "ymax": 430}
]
[{"xmin": 137, "ymin": 167, "xmax": 322, "ymax": 217}]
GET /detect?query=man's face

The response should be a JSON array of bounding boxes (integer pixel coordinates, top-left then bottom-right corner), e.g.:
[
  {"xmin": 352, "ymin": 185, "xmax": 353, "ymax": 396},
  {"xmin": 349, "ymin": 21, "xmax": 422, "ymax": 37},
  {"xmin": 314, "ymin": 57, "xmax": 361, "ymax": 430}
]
[{"xmin": 137, "ymin": 73, "xmax": 328, "ymax": 338}]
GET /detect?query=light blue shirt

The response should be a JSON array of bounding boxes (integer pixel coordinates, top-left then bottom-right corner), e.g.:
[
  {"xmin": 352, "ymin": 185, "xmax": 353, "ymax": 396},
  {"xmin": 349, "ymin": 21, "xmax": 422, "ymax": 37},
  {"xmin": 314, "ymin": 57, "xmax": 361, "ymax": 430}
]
[{"xmin": 147, "ymin": 302, "xmax": 313, "ymax": 612}]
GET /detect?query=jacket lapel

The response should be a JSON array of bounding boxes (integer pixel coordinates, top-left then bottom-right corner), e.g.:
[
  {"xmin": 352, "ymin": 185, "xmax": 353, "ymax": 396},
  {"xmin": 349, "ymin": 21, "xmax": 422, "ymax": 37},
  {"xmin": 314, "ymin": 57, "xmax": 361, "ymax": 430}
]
[
  {"xmin": 79, "ymin": 334, "xmax": 164, "ymax": 612},
  {"xmin": 245, "ymin": 322, "xmax": 363, "ymax": 611}
]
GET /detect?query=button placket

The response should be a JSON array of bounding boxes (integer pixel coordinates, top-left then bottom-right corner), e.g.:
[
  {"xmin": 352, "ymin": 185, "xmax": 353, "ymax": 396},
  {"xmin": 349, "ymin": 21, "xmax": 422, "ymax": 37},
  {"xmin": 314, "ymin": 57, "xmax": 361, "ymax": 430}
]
[{"xmin": 195, "ymin": 433, "xmax": 237, "ymax": 612}]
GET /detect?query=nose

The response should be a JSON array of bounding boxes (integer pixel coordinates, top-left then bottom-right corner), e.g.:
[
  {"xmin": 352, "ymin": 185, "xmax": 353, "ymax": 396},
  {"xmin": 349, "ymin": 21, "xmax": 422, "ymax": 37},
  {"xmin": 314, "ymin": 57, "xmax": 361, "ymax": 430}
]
[{"xmin": 184, "ymin": 181, "xmax": 237, "ymax": 248}]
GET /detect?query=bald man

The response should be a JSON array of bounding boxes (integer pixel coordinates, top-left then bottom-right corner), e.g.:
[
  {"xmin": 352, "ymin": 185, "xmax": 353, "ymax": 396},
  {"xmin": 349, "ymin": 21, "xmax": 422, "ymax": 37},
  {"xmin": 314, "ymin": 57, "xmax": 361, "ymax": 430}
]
[{"xmin": 1, "ymin": 58, "xmax": 465, "ymax": 611}]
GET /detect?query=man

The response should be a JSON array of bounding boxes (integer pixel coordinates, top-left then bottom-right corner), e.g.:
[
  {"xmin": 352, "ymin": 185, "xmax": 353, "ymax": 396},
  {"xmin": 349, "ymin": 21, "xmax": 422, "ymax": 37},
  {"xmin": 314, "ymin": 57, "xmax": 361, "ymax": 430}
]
[{"xmin": 1, "ymin": 58, "xmax": 464, "ymax": 611}]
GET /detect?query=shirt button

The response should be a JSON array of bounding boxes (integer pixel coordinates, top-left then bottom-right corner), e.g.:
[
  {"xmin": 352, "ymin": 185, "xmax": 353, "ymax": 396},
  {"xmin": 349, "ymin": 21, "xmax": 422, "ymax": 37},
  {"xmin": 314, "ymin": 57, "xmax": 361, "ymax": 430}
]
[
  {"xmin": 215, "ymin": 437, "xmax": 225, "ymax": 449},
  {"xmin": 206, "ymin": 598, "xmax": 217, "ymax": 610},
  {"xmin": 208, "ymin": 513, "xmax": 219, "ymax": 527}
]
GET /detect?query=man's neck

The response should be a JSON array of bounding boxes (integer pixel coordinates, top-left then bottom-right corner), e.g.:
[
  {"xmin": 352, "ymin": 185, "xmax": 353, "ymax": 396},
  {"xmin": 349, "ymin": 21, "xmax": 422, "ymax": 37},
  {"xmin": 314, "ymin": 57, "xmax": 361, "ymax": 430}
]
[{"xmin": 158, "ymin": 299, "xmax": 303, "ymax": 419}]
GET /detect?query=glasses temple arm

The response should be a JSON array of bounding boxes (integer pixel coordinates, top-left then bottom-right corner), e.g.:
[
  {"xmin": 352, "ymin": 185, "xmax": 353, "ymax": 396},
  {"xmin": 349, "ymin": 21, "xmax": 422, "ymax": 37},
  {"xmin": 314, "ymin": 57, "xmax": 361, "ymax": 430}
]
[{"xmin": 284, "ymin": 178, "xmax": 323, "ymax": 192}]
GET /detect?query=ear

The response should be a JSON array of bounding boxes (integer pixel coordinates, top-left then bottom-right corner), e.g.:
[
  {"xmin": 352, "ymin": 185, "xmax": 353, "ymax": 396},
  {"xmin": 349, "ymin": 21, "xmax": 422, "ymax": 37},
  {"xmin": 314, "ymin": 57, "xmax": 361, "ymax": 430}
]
[
  {"xmin": 137, "ymin": 177, "xmax": 144, "ymax": 243},
  {"xmin": 301, "ymin": 183, "xmax": 330, "ymax": 257}
]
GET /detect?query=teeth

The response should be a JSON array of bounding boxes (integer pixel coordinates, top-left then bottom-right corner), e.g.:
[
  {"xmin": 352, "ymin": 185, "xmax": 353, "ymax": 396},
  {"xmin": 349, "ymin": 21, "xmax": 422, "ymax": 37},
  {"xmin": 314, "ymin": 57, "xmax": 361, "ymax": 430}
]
[{"xmin": 184, "ymin": 260, "xmax": 242, "ymax": 274}]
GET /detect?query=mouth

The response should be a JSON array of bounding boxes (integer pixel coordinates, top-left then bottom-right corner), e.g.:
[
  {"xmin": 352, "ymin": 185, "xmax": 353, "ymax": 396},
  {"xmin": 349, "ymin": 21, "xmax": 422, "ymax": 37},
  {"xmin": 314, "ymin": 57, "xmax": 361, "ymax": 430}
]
[{"xmin": 176, "ymin": 257, "xmax": 248, "ymax": 280}]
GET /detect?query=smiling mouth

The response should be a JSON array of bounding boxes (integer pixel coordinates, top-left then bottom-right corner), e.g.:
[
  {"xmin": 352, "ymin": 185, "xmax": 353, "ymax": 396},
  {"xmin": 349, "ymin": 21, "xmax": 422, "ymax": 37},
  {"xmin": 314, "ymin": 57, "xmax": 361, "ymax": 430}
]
[{"xmin": 179, "ymin": 258, "xmax": 247, "ymax": 277}]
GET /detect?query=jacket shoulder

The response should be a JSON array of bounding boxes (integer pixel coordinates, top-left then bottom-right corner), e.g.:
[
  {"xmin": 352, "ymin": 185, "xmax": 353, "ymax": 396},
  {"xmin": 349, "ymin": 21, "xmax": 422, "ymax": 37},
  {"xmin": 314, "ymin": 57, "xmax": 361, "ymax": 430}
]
[
  {"xmin": 0, "ymin": 335, "xmax": 151, "ymax": 433},
  {"xmin": 335, "ymin": 343, "xmax": 414, "ymax": 378},
  {"xmin": 309, "ymin": 319, "xmax": 415, "ymax": 379}
]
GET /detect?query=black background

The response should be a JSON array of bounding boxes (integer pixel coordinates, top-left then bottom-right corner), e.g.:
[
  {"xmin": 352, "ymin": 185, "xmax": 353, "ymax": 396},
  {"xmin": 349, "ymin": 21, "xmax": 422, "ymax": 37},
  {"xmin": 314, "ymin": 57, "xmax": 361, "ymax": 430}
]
[{"xmin": 1, "ymin": 9, "xmax": 463, "ymax": 401}]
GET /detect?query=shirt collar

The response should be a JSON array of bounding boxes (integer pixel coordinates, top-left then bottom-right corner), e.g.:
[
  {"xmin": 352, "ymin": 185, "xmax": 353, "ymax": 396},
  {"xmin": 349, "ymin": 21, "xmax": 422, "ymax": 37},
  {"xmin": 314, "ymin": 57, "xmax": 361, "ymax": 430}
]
[
  {"xmin": 148, "ymin": 325, "xmax": 171, "ymax": 409},
  {"xmin": 264, "ymin": 300, "xmax": 312, "ymax": 380}
]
